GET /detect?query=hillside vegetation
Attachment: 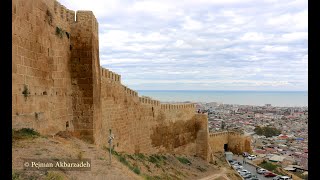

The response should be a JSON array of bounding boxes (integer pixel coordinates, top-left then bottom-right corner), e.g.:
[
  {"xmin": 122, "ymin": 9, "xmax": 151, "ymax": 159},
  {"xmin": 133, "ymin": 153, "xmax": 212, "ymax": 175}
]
[{"xmin": 12, "ymin": 129, "xmax": 240, "ymax": 180}]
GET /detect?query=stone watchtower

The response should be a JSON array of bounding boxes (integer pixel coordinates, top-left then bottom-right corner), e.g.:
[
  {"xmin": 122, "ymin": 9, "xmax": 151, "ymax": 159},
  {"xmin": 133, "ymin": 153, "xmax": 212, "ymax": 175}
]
[{"xmin": 70, "ymin": 11, "xmax": 102, "ymax": 143}]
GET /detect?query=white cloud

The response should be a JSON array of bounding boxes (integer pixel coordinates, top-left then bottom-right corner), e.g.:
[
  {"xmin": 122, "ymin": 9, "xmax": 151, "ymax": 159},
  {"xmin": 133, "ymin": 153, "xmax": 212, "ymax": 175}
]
[
  {"xmin": 182, "ymin": 16, "xmax": 204, "ymax": 30},
  {"xmin": 261, "ymin": 45, "xmax": 289, "ymax": 52},
  {"xmin": 240, "ymin": 32, "xmax": 272, "ymax": 41},
  {"xmin": 58, "ymin": 0, "xmax": 307, "ymax": 91},
  {"xmin": 58, "ymin": 0, "xmax": 130, "ymax": 18},
  {"xmin": 280, "ymin": 32, "xmax": 308, "ymax": 42},
  {"xmin": 266, "ymin": 10, "xmax": 308, "ymax": 31},
  {"xmin": 101, "ymin": 58, "xmax": 146, "ymax": 65}
]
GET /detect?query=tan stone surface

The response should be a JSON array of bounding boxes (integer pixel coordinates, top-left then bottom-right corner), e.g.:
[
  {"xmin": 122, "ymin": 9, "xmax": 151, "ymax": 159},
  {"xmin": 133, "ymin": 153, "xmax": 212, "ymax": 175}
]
[
  {"xmin": 12, "ymin": 0, "xmax": 250, "ymax": 162},
  {"xmin": 209, "ymin": 131, "xmax": 252, "ymax": 155}
]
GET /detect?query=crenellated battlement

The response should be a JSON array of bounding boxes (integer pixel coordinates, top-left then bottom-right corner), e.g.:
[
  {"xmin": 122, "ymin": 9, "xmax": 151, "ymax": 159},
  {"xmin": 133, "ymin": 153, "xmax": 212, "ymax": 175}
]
[
  {"xmin": 209, "ymin": 131, "xmax": 241, "ymax": 137},
  {"xmin": 100, "ymin": 67, "xmax": 121, "ymax": 83},
  {"xmin": 53, "ymin": 0, "xmax": 75, "ymax": 26},
  {"xmin": 122, "ymin": 85, "xmax": 139, "ymax": 97},
  {"xmin": 160, "ymin": 103, "xmax": 195, "ymax": 110},
  {"xmin": 100, "ymin": 65, "xmax": 197, "ymax": 110},
  {"xmin": 139, "ymin": 96, "xmax": 161, "ymax": 106}
]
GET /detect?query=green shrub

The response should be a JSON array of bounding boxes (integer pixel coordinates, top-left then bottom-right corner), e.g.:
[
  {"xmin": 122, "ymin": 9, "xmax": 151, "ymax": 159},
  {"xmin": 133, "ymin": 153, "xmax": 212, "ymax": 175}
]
[
  {"xmin": 176, "ymin": 157, "xmax": 191, "ymax": 165},
  {"xmin": 136, "ymin": 153, "xmax": 145, "ymax": 160},
  {"xmin": 55, "ymin": 27, "xmax": 64, "ymax": 38},
  {"xmin": 132, "ymin": 166, "xmax": 141, "ymax": 175},
  {"xmin": 155, "ymin": 163, "xmax": 161, "ymax": 168},
  {"xmin": 12, "ymin": 170, "xmax": 20, "ymax": 180},
  {"xmin": 103, "ymin": 146, "xmax": 119, "ymax": 156},
  {"xmin": 143, "ymin": 175, "xmax": 161, "ymax": 180},
  {"xmin": 12, "ymin": 128, "xmax": 40, "ymax": 140},
  {"xmin": 119, "ymin": 156, "xmax": 129, "ymax": 166},
  {"xmin": 259, "ymin": 161, "xmax": 278, "ymax": 171},
  {"xmin": 273, "ymin": 169, "xmax": 285, "ymax": 176},
  {"xmin": 161, "ymin": 155, "xmax": 167, "ymax": 160},
  {"xmin": 108, "ymin": 149, "xmax": 139, "ymax": 175},
  {"xmin": 148, "ymin": 154, "xmax": 166, "ymax": 164},
  {"xmin": 149, "ymin": 155, "xmax": 159, "ymax": 164},
  {"xmin": 127, "ymin": 154, "xmax": 134, "ymax": 160}
]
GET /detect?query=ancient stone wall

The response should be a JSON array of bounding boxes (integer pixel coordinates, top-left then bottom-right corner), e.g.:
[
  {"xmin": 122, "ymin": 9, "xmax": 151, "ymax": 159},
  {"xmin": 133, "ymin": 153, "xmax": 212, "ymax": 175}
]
[
  {"xmin": 99, "ymin": 68, "xmax": 208, "ymax": 157},
  {"xmin": 228, "ymin": 132, "xmax": 252, "ymax": 154},
  {"xmin": 208, "ymin": 131, "xmax": 252, "ymax": 155},
  {"xmin": 12, "ymin": 0, "xmax": 75, "ymax": 135},
  {"xmin": 209, "ymin": 132, "xmax": 229, "ymax": 153}
]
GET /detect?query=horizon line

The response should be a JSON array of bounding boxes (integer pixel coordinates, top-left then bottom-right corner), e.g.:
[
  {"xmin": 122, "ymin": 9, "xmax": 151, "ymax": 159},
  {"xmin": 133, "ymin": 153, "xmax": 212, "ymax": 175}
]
[{"xmin": 136, "ymin": 90, "xmax": 308, "ymax": 92}]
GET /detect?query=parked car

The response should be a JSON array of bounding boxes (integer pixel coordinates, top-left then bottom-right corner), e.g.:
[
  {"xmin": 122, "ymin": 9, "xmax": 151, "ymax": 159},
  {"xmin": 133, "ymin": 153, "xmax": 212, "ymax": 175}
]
[
  {"xmin": 239, "ymin": 172, "xmax": 247, "ymax": 176},
  {"xmin": 247, "ymin": 155, "xmax": 257, "ymax": 160},
  {"xmin": 230, "ymin": 161, "xmax": 238, "ymax": 165},
  {"xmin": 273, "ymin": 175, "xmax": 281, "ymax": 180},
  {"xmin": 232, "ymin": 163, "xmax": 239, "ymax": 166},
  {"xmin": 243, "ymin": 173, "xmax": 252, "ymax": 178},
  {"xmin": 257, "ymin": 168, "xmax": 267, "ymax": 174},
  {"xmin": 236, "ymin": 165, "xmax": 244, "ymax": 169},
  {"xmin": 231, "ymin": 161, "xmax": 242, "ymax": 165},
  {"xmin": 233, "ymin": 165, "xmax": 243, "ymax": 170},
  {"xmin": 264, "ymin": 172, "xmax": 277, "ymax": 177},
  {"xmin": 278, "ymin": 176, "xmax": 292, "ymax": 180},
  {"xmin": 246, "ymin": 175, "xmax": 260, "ymax": 180},
  {"xmin": 247, "ymin": 177, "xmax": 260, "ymax": 180},
  {"xmin": 240, "ymin": 169, "xmax": 250, "ymax": 174},
  {"xmin": 238, "ymin": 169, "xmax": 246, "ymax": 173}
]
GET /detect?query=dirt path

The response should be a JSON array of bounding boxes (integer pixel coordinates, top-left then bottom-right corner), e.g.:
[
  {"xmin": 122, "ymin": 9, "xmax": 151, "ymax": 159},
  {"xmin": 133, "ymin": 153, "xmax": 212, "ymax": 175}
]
[{"xmin": 198, "ymin": 167, "xmax": 232, "ymax": 180}]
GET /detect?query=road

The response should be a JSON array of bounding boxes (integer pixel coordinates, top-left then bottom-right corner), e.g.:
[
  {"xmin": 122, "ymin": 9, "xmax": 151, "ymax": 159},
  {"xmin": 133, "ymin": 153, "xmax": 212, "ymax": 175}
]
[{"xmin": 233, "ymin": 156, "xmax": 275, "ymax": 180}]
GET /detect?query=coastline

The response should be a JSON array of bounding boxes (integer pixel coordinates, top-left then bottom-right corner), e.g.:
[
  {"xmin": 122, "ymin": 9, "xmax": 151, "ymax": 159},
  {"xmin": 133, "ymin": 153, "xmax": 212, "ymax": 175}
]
[{"xmin": 138, "ymin": 90, "xmax": 308, "ymax": 107}]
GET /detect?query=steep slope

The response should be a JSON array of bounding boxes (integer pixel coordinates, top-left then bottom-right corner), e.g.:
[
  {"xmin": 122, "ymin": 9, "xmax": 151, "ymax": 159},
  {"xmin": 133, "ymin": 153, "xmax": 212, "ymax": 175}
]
[{"xmin": 12, "ymin": 131, "xmax": 240, "ymax": 180}]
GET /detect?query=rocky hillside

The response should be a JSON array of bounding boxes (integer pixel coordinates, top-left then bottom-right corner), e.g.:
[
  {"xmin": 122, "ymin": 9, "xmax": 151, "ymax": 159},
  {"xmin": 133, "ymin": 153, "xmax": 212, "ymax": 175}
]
[{"xmin": 12, "ymin": 129, "xmax": 240, "ymax": 180}]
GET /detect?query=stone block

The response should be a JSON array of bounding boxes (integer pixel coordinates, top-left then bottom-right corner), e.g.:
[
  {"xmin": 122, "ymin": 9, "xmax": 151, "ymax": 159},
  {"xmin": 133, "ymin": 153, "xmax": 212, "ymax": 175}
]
[{"xmin": 17, "ymin": 65, "xmax": 27, "ymax": 75}]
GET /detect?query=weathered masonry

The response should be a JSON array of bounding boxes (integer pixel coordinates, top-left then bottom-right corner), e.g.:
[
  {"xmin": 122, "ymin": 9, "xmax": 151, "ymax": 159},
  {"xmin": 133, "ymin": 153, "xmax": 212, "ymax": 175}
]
[
  {"xmin": 209, "ymin": 131, "xmax": 252, "ymax": 155},
  {"xmin": 12, "ymin": 0, "xmax": 250, "ymax": 161}
]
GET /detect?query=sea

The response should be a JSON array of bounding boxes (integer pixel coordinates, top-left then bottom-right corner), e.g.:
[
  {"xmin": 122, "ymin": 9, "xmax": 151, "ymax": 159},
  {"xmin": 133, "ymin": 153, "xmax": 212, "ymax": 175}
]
[{"xmin": 137, "ymin": 90, "xmax": 308, "ymax": 107}]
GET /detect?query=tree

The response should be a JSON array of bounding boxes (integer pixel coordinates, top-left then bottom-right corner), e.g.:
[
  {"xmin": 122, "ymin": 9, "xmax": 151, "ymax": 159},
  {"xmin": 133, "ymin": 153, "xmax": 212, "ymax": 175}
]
[
  {"xmin": 221, "ymin": 121, "xmax": 225, "ymax": 130},
  {"xmin": 254, "ymin": 126, "xmax": 263, "ymax": 135},
  {"xmin": 254, "ymin": 126, "xmax": 281, "ymax": 137}
]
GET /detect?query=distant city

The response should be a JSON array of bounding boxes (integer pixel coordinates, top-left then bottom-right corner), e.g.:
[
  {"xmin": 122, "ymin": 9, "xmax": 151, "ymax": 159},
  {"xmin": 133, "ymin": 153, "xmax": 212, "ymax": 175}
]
[{"xmin": 197, "ymin": 102, "xmax": 308, "ymax": 173}]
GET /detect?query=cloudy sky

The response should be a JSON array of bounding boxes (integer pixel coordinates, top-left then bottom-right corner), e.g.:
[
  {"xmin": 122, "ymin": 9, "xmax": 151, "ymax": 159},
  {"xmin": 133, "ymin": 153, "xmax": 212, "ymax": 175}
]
[{"xmin": 59, "ymin": 0, "xmax": 308, "ymax": 91}]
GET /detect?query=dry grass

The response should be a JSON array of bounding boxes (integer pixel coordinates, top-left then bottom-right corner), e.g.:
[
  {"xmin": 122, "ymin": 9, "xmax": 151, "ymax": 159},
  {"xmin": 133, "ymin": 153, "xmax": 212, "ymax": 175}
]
[{"xmin": 12, "ymin": 134, "xmax": 238, "ymax": 180}]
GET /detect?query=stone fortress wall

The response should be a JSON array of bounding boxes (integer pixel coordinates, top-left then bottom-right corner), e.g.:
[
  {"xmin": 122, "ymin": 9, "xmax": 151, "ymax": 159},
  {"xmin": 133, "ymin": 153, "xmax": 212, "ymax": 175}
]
[
  {"xmin": 12, "ymin": 0, "xmax": 75, "ymax": 135},
  {"xmin": 209, "ymin": 131, "xmax": 252, "ymax": 155},
  {"xmin": 12, "ymin": 0, "xmax": 250, "ymax": 161}
]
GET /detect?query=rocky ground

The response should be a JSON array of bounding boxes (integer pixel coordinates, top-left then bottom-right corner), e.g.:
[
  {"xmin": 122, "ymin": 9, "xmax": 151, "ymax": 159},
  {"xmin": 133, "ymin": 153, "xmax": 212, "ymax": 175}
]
[{"xmin": 12, "ymin": 130, "xmax": 240, "ymax": 180}]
